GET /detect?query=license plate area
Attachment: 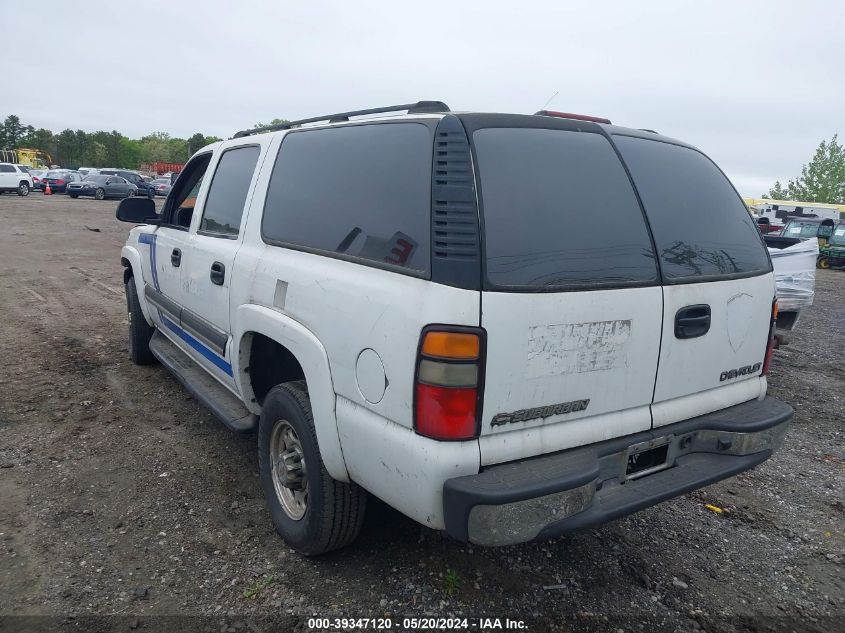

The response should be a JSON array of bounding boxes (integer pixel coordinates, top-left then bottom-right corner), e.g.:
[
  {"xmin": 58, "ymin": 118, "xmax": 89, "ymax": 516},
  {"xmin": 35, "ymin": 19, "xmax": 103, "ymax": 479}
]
[{"xmin": 625, "ymin": 437, "xmax": 671, "ymax": 480}]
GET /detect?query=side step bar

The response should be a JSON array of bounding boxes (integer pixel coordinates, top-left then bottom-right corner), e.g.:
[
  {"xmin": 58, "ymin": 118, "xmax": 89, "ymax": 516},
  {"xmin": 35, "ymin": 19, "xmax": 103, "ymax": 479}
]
[{"xmin": 149, "ymin": 331, "xmax": 257, "ymax": 432}]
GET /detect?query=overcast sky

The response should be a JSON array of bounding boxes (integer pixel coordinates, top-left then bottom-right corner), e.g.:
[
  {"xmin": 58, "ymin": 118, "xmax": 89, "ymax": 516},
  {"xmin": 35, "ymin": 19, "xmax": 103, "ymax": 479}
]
[{"xmin": 5, "ymin": 0, "xmax": 843, "ymax": 196}]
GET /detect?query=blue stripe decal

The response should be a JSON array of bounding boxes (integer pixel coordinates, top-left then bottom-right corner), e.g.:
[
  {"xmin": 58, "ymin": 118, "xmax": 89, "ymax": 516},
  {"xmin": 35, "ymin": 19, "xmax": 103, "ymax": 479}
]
[
  {"xmin": 161, "ymin": 314, "xmax": 234, "ymax": 376},
  {"xmin": 138, "ymin": 232, "xmax": 162, "ymax": 318}
]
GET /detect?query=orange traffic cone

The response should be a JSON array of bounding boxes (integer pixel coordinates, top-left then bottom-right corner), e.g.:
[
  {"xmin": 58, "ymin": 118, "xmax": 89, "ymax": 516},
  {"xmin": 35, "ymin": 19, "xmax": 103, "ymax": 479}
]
[{"xmin": 44, "ymin": 182, "xmax": 52, "ymax": 195}]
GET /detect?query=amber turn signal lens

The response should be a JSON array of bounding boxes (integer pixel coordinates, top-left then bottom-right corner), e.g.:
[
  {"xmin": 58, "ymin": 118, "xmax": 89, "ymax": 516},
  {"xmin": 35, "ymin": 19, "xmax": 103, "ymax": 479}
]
[{"xmin": 421, "ymin": 331, "xmax": 480, "ymax": 360}]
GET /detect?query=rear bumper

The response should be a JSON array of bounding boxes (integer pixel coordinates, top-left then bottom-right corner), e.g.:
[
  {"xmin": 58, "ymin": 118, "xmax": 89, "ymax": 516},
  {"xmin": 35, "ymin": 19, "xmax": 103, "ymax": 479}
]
[{"xmin": 443, "ymin": 396, "xmax": 792, "ymax": 546}]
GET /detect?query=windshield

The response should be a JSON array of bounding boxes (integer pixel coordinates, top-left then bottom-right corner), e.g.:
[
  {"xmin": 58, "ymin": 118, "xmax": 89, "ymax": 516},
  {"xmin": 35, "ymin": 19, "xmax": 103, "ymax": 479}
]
[
  {"xmin": 45, "ymin": 171, "xmax": 66, "ymax": 178},
  {"xmin": 784, "ymin": 222, "xmax": 822, "ymax": 238},
  {"xmin": 85, "ymin": 175, "xmax": 110, "ymax": 184}
]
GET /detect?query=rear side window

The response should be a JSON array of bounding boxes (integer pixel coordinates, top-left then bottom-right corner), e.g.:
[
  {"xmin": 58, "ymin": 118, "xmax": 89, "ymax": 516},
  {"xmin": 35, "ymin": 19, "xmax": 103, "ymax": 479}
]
[
  {"xmin": 199, "ymin": 145, "xmax": 260, "ymax": 237},
  {"xmin": 473, "ymin": 128, "xmax": 658, "ymax": 290},
  {"xmin": 262, "ymin": 123, "xmax": 432, "ymax": 273},
  {"xmin": 614, "ymin": 136, "xmax": 770, "ymax": 282},
  {"xmin": 0, "ymin": 165, "xmax": 14, "ymax": 173}
]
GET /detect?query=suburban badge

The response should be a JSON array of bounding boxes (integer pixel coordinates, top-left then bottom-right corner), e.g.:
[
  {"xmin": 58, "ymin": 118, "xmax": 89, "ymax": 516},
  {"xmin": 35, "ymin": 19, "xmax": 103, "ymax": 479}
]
[{"xmin": 491, "ymin": 399, "xmax": 590, "ymax": 427}]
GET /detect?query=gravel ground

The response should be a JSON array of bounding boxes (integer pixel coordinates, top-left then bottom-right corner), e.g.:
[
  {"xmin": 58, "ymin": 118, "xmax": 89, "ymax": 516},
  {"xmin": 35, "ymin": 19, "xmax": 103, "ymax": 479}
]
[{"xmin": 0, "ymin": 193, "xmax": 842, "ymax": 633}]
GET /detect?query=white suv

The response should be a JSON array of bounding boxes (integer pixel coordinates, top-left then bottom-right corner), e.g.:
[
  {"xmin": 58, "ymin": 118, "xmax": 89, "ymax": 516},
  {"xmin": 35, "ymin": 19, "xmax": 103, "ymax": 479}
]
[
  {"xmin": 117, "ymin": 101, "xmax": 792, "ymax": 555},
  {"xmin": 0, "ymin": 163, "xmax": 33, "ymax": 196}
]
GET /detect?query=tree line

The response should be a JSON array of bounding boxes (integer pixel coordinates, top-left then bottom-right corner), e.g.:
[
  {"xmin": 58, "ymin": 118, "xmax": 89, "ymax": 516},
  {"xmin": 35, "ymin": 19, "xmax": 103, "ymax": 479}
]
[
  {"xmin": 765, "ymin": 135, "xmax": 844, "ymax": 204},
  {"xmin": 0, "ymin": 114, "xmax": 222, "ymax": 169}
]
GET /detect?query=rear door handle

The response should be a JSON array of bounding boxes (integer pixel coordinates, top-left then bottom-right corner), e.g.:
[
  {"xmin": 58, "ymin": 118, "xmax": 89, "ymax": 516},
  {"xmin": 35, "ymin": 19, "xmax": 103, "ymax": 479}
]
[
  {"xmin": 170, "ymin": 248, "xmax": 181, "ymax": 267},
  {"xmin": 675, "ymin": 304, "xmax": 711, "ymax": 339},
  {"xmin": 210, "ymin": 261, "xmax": 225, "ymax": 285}
]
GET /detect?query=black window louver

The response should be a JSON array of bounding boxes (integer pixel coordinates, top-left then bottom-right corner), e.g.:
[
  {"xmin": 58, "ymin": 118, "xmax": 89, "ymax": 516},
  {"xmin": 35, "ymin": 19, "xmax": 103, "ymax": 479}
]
[{"xmin": 430, "ymin": 115, "xmax": 481, "ymax": 290}]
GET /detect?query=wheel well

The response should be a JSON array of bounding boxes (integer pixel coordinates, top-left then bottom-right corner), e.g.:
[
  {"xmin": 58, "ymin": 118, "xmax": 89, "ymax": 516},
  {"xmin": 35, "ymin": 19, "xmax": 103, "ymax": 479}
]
[{"xmin": 248, "ymin": 333, "xmax": 305, "ymax": 404}]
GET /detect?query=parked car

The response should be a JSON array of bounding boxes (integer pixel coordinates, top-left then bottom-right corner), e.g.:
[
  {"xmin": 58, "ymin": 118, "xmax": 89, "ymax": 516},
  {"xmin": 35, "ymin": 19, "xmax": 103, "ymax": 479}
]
[
  {"xmin": 151, "ymin": 177, "xmax": 172, "ymax": 197},
  {"xmin": 116, "ymin": 101, "xmax": 791, "ymax": 555},
  {"xmin": 29, "ymin": 169, "xmax": 46, "ymax": 190},
  {"xmin": 0, "ymin": 162, "xmax": 33, "ymax": 196},
  {"xmin": 99, "ymin": 169, "xmax": 156, "ymax": 199},
  {"xmin": 42, "ymin": 170, "xmax": 82, "ymax": 193},
  {"xmin": 67, "ymin": 174, "xmax": 138, "ymax": 200},
  {"xmin": 77, "ymin": 167, "xmax": 100, "ymax": 178}
]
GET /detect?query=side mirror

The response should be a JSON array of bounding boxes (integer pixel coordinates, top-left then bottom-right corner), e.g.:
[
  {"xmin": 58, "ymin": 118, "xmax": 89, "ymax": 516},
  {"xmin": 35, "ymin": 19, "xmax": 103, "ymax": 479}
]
[{"xmin": 116, "ymin": 197, "xmax": 159, "ymax": 224}]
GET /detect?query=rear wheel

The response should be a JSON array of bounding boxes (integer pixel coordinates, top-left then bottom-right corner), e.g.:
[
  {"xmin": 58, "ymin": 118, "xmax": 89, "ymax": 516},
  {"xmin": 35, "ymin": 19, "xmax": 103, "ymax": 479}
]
[
  {"xmin": 17, "ymin": 182, "xmax": 29, "ymax": 196},
  {"xmin": 817, "ymin": 256, "xmax": 830, "ymax": 269},
  {"xmin": 95, "ymin": 188, "xmax": 105, "ymax": 200},
  {"xmin": 126, "ymin": 278, "xmax": 156, "ymax": 365},
  {"xmin": 258, "ymin": 382, "xmax": 366, "ymax": 555},
  {"xmin": 127, "ymin": 189, "xmax": 135, "ymax": 198}
]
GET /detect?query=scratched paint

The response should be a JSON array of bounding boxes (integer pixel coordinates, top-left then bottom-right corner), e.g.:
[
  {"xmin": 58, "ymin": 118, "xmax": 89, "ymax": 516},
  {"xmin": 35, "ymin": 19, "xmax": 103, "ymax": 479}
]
[{"xmin": 527, "ymin": 319, "xmax": 632, "ymax": 377}]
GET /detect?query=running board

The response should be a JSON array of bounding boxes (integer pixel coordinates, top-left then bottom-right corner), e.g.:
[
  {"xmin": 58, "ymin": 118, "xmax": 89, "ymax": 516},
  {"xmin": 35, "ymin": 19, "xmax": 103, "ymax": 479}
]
[{"xmin": 149, "ymin": 331, "xmax": 257, "ymax": 432}]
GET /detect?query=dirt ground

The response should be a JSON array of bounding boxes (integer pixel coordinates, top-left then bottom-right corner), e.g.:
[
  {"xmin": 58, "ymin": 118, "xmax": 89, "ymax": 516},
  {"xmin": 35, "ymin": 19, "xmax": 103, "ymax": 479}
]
[{"xmin": 0, "ymin": 193, "xmax": 842, "ymax": 633}]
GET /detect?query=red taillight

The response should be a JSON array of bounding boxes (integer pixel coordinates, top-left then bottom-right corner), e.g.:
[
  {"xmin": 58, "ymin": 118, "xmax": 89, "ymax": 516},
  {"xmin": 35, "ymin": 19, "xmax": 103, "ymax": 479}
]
[
  {"xmin": 534, "ymin": 110, "xmax": 612, "ymax": 124},
  {"xmin": 415, "ymin": 384, "xmax": 478, "ymax": 440},
  {"xmin": 414, "ymin": 326, "xmax": 485, "ymax": 441},
  {"xmin": 56, "ymin": 179, "xmax": 65, "ymax": 185},
  {"xmin": 761, "ymin": 299, "xmax": 778, "ymax": 375}
]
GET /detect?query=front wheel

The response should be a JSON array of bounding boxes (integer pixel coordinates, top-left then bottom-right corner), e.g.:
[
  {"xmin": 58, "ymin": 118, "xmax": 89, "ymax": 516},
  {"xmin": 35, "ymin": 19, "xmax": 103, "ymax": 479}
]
[
  {"xmin": 258, "ymin": 382, "xmax": 366, "ymax": 555},
  {"xmin": 69, "ymin": 194, "xmax": 78, "ymax": 199},
  {"xmin": 126, "ymin": 278, "xmax": 156, "ymax": 365},
  {"xmin": 95, "ymin": 188, "xmax": 105, "ymax": 200},
  {"xmin": 127, "ymin": 189, "xmax": 135, "ymax": 198},
  {"xmin": 18, "ymin": 182, "xmax": 29, "ymax": 196},
  {"xmin": 817, "ymin": 256, "xmax": 830, "ymax": 269}
]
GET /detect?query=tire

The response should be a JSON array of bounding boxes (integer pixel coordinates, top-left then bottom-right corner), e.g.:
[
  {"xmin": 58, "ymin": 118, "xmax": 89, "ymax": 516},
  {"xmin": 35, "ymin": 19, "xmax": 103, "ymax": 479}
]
[
  {"xmin": 18, "ymin": 182, "xmax": 29, "ymax": 196},
  {"xmin": 148, "ymin": 191, "xmax": 155, "ymax": 200},
  {"xmin": 817, "ymin": 256, "xmax": 830, "ymax": 269},
  {"xmin": 127, "ymin": 189, "xmax": 135, "ymax": 198},
  {"xmin": 95, "ymin": 188, "xmax": 105, "ymax": 200},
  {"xmin": 258, "ymin": 382, "xmax": 366, "ymax": 555},
  {"xmin": 69, "ymin": 194, "xmax": 78, "ymax": 199},
  {"xmin": 126, "ymin": 278, "xmax": 156, "ymax": 365}
]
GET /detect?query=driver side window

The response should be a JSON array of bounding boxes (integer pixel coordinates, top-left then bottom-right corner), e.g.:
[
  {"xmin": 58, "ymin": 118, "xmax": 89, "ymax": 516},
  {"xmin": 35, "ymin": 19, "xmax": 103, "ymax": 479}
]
[{"xmin": 162, "ymin": 154, "xmax": 212, "ymax": 229}]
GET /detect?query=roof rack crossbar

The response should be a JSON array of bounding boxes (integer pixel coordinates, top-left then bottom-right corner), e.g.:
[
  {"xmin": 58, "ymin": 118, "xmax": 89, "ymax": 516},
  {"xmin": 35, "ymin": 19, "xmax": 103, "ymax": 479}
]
[{"xmin": 233, "ymin": 100, "xmax": 450, "ymax": 138}]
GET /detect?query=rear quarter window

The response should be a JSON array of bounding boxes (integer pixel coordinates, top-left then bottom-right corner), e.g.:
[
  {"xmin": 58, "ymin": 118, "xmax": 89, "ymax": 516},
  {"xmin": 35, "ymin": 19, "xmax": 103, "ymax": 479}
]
[
  {"xmin": 473, "ymin": 128, "xmax": 658, "ymax": 290},
  {"xmin": 613, "ymin": 136, "xmax": 771, "ymax": 282},
  {"xmin": 262, "ymin": 122, "xmax": 432, "ymax": 273}
]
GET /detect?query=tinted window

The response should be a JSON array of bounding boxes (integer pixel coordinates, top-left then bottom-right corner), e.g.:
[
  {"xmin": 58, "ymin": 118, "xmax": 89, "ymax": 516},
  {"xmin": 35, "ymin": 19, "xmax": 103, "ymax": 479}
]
[
  {"xmin": 199, "ymin": 145, "xmax": 260, "ymax": 236},
  {"xmin": 262, "ymin": 123, "xmax": 432, "ymax": 272},
  {"xmin": 614, "ymin": 136, "xmax": 770, "ymax": 282},
  {"xmin": 87, "ymin": 175, "xmax": 109, "ymax": 183},
  {"xmin": 473, "ymin": 128, "xmax": 658, "ymax": 289},
  {"xmin": 0, "ymin": 165, "xmax": 14, "ymax": 173}
]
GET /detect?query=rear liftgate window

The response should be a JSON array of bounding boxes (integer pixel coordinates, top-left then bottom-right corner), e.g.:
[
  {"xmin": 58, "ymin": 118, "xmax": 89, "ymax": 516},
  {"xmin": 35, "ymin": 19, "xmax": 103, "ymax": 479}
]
[
  {"xmin": 613, "ymin": 136, "xmax": 771, "ymax": 282},
  {"xmin": 473, "ymin": 128, "xmax": 658, "ymax": 290},
  {"xmin": 262, "ymin": 123, "xmax": 432, "ymax": 273}
]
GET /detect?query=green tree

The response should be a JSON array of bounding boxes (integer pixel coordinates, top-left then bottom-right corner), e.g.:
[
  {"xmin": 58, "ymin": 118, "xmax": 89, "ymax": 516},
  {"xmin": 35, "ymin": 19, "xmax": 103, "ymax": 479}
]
[
  {"xmin": 767, "ymin": 135, "xmax": 845, "ymax": 203},
  {"xmin": 1, "ymin": 115, "xmax": 33, "ymax": 149},
  {"xmin": 253, "ymin": 118, "xmax": 289, "ymax": 130}
]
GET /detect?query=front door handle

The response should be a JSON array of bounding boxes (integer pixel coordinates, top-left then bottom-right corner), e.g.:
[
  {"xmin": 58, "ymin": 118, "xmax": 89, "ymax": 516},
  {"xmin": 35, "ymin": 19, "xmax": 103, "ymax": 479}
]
[
  {"xmin": 171, "ymin": 248, "xmax": 181, "ymax": 267},
  {"xmin": 210, "ymin": 261, "xmax": 225, "ymax": 286},
  {"xmin": 675, "ymin": 304, "xmax": 711, "ymax": 339}
]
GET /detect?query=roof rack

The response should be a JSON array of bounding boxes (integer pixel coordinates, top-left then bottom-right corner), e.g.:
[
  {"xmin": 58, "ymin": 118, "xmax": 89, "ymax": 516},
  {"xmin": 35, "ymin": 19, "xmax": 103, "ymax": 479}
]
[
  {"xmin": 233, "ymin": 100, "xmax": 451, "ymax": 138},
  {"xmin": 534, "ymin": 110, "xmax": 612, "ymax": 124}
]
